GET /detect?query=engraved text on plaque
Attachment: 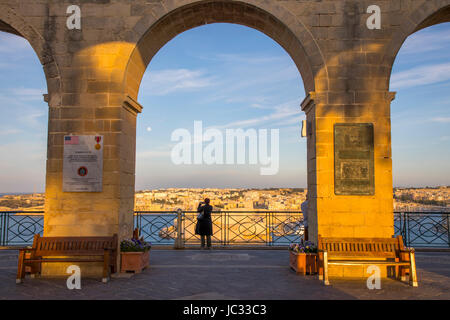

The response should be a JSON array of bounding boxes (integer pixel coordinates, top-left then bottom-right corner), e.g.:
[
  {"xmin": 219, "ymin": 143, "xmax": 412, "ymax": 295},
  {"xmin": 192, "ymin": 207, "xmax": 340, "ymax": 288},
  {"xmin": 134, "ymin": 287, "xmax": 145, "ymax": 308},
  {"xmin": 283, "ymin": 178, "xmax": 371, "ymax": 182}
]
[{"xmin": 334, "ymin": 123, "xmax": 374, "ymax": 195}]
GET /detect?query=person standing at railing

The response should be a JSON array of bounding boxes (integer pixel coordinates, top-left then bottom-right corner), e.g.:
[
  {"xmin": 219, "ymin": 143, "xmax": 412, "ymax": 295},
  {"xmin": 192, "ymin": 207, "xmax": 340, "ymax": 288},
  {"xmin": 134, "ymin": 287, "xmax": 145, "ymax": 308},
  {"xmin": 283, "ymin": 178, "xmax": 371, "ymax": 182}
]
[
  {"xmin": 301, "ymin": 194, "xmax": 309, "ymax": 241},
  {"xmin": 195, "ymin": 198, "xmax": 213, "ymax": 249}
]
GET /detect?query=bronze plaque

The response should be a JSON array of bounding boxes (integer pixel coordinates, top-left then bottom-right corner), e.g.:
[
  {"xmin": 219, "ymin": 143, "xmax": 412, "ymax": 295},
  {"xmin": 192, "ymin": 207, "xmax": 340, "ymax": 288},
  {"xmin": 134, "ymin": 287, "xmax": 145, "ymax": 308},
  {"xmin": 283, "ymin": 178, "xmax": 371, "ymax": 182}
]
[{"xmin": 334, "ymin": 123, "xmax": 374, "ymax": 195}]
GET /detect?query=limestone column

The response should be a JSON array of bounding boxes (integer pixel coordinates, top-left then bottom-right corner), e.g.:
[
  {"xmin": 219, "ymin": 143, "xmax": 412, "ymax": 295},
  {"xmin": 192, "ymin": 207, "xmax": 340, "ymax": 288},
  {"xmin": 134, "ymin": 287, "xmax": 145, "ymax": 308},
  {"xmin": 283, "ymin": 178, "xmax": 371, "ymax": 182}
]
[
  {"xmin": 302, "ymin": 90, "xmax": 396, "ymax": 242},
  {"xmin": 42, "ymin": 41, "xmax": 141, "ymax": 275}
]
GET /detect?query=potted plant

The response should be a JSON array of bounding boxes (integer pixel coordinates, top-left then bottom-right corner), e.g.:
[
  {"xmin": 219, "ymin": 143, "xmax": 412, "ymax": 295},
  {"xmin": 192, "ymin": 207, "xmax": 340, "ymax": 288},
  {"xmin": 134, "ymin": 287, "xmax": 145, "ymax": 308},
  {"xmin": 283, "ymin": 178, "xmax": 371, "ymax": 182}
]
[
  {"xmin": 120, "ymin": 238, "xmax": 152, "ymax": 273},
  {"xmin": 289, "ymin": 240, "xmax": 318, "ymax": 275}
]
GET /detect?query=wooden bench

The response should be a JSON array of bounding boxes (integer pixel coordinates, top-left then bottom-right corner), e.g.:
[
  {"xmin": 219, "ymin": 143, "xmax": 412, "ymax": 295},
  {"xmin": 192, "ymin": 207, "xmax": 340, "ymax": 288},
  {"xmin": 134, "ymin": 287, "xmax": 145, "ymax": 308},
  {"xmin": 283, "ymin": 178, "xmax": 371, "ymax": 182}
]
[
  {"xmin": 16, "ymin": 234, "xmax": 118, "ymax": 284},
  {"xmin": 317, "ymin": 235, "xmax": 418, "ymax": 287}
]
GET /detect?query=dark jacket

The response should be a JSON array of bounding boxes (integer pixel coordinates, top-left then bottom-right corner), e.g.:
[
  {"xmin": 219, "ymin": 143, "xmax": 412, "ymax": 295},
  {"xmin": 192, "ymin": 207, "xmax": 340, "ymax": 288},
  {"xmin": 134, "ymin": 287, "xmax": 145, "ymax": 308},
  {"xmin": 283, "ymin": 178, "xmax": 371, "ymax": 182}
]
[{"xmin": 195, "ymin": 203, "xmax": 213, "ymax": 236}]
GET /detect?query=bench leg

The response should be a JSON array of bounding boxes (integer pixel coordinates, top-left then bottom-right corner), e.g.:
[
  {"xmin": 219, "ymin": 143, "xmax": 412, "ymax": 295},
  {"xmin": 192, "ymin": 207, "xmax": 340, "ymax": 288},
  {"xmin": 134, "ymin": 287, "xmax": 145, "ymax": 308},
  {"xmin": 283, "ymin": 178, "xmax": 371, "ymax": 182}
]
[
  {"xmin": 394, "ymin": 259, "xmax": 399, "ymax": 280},
  {"xmin": 102, "ymin": 250, "xmax": 111, "ymax": 283},
  {"xmin": 398, "ymin": 267, "xmax": 407, "ymax": 282},
  {"xmin": 323, "ymin": 251, "xmax": 330, "ymax": 286},
  {"xmin": 16, "ymin": 251, "xmax": 26, "ymax": 284},
  {"xmin": 395, "ymin": 257, "xmax": 407, "ymax": 281},
  {"xmin": 318, "ymin": 252, "xmax": 323, "ymax": 280},
  {"xmin": 397, "ymin": 254, "xmax": 408, "ymax": 282},
  {"xmin": 409, "ymin": 251, "xmax": 418, "ymax": 287}
]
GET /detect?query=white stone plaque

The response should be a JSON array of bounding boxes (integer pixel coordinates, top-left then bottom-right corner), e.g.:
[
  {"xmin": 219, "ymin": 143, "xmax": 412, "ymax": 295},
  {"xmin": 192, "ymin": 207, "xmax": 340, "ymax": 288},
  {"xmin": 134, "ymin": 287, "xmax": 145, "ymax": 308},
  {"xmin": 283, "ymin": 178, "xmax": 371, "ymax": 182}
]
[{"xmin": 63, "ymin": 135, "xmax": 103, "ymax": 192}]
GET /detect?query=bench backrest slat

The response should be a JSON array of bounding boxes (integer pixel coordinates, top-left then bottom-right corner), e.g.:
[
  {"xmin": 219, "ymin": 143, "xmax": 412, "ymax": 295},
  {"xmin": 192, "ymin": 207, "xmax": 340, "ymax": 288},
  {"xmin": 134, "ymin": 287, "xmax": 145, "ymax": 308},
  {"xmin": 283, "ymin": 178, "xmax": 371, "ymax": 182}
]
[
  {"xmin": 32, "ymin": 235, "xmax": 118, "ymax": 256},
  {"xmin": 318, "ymin": 236, "xmax": 403, "ymax": 258}
]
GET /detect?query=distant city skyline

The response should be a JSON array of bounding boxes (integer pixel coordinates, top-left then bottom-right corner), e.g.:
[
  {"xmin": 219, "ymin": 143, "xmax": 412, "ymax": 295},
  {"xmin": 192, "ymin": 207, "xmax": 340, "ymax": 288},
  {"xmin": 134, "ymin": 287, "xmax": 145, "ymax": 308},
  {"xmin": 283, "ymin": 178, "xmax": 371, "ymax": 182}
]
[
  {"xmin": 0, "ymin": 23, "xmax": 449, "ymax": 192},
  {"xmin": 1, "ymin": 186, "xmax": 448, "ymax": 212}
]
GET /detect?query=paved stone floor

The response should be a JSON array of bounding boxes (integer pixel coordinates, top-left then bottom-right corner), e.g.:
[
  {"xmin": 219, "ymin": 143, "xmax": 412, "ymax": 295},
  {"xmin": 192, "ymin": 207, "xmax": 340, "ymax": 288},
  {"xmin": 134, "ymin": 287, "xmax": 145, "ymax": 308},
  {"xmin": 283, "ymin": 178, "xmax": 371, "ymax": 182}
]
[{"xmin": 0, "ymin": 249, "xmax": 449, "ymax": 300}]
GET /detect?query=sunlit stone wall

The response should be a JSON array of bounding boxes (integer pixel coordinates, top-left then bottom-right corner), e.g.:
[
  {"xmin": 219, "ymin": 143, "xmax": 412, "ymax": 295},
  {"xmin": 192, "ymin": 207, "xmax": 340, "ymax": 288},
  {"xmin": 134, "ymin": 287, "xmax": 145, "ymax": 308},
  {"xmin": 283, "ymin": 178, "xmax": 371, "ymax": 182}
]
[{"xmin": 1, "ymin": 0, "xmax": 449, "ymax": 276}]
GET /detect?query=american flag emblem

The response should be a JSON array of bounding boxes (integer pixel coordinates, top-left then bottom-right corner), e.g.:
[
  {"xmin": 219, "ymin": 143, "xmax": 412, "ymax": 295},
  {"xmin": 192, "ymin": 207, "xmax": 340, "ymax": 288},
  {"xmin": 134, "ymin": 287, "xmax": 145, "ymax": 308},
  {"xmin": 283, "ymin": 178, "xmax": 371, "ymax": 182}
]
[{"xmin": 65, "ymin": 136, "xmax": 79, "ymax": 145}]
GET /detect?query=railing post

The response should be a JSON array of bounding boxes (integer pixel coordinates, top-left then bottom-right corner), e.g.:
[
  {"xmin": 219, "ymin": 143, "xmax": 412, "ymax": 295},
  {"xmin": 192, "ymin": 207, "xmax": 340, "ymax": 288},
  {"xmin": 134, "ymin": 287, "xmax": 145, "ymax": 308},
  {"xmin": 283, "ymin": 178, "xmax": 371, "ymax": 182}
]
[
  {"xmin": 134, "ymin": 212, "xmax": 139, "ymax": 232},
  {"xmin": 174, "ymin": 208, "xmax": 185, "ymax": 249},
  {"xmin": 446, "ymin": 213, "xmax": 450, "ymax": 248},
  {"xmin": 220, "ymin": 211, "xmax": 224, "ymax": 246},
  {"xmin": 2, "ymin": 213, "xmax": 7, "ymax": 246},
  {"xmin": 266, "ymin": 212, "xmax": 269, "ymax": 246},
  {"xmin": 405, "ymin": 212, "xmax": 410, "ymax": 247},
  {"xmin": 0, "ymin": 213, "xmax": 4, "ymax": 246},
  {"xmin": 399, "ymin": 212, "xmax": 405, "ymax": 245},
  {"xmin": 226, "ymin": 211, "xmax": 229, "ymax": 246}
]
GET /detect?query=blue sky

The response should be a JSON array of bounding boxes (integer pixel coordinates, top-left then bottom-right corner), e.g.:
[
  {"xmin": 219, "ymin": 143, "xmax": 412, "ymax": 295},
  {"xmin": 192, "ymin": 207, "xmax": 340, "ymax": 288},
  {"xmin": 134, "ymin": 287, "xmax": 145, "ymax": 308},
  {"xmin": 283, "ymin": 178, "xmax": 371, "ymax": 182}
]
[{"xmin": 0, "ymin": 23, "xmax": 449, "ymax": 192}]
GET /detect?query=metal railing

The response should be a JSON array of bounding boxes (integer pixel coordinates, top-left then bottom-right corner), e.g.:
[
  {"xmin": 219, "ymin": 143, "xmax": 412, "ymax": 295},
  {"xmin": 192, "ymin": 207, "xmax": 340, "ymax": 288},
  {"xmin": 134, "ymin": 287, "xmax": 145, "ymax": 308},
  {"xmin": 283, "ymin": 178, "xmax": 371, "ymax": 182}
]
[
  {"xmin": 181, "ymin": 211, "xmax": 304, "ymax": 246},
  {"xmin": 0, "ymin": 211, "xmax": 44, "ymax": 246},
  {"xmin": 134, "ymin": 211, "xmax": 178, "ymax": 246},
  {"xmin": 394, "ymin": 212, "xmax": 450, "ymax": 248},
  {"xmin": 135, "ymin": 211, "xmax": 304, "ymax": 247},
  {"xmin": 1, "ymin": 210, "xmax": 449, "ymax": 248}
]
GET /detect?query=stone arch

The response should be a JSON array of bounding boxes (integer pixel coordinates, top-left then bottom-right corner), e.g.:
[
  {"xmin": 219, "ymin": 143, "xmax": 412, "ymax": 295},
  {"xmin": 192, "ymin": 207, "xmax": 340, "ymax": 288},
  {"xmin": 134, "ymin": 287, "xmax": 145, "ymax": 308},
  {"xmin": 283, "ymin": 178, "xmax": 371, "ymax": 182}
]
[
  {"xmin": 124, "ymin": 0, "xmax": 326, "ymax": 101},
  {"xmin": 383, "ymin": 0, "xmax": 450, "ymax": 90},
  {"xmin": 0, "ymin": 7, "xmax": 61, "ymax": 106}
]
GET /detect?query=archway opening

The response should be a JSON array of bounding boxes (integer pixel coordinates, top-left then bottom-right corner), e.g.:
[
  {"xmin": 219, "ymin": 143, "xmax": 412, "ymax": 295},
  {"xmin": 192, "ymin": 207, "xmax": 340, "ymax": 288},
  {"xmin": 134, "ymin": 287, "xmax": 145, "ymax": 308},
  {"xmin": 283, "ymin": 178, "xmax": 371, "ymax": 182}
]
[
  {"xmin": 124, "ymin": 0, "xmax": 321, "ymax": 101},
  {"xmin": 390, "ymin": 20, "xmax": 450, "ymax": 212},
  {"xmin": 389, "ymin": 8, "xmax": 450, "ymax": 248},
  {"xmin": 0, "ymin": 27, "xmax": 48, "ymax": 208},
  {"xmin": 0, "ymin": 22, "xmax": 50, "ymax": 247},
  {"xmin": 133, "ymin": 21, "xmax": 310, "ymax": 246}
]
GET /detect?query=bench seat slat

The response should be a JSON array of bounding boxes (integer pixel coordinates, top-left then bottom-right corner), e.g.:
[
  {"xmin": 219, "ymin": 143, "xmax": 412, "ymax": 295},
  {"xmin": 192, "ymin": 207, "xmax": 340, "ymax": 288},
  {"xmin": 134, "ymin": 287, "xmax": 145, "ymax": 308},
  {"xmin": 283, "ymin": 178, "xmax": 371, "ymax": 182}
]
[
  {"xmin": 34, "ymin": 251, "xmax": 110, "ymax": 256},
  {"xmin": 328, "ymin": 261, "xmax": 410, "ymax": 266},
  {"xmin": 25, "ymin": 259, "xmax": 105, "ymax": 263},
  {"xmin": 322, "ymin": 252, "xmax": 397, "ymax": 257}
]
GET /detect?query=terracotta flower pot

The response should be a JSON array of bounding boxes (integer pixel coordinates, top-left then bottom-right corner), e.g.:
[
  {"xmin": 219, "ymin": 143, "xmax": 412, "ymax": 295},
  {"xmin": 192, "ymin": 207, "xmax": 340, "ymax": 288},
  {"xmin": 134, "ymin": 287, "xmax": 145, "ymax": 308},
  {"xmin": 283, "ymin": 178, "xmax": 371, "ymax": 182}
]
[
  {"xmin": 289, "ymin": 251, "xmax": 317, "ymax": 275},
  {"xmin": 120, "ymin": 250, "xmax": 150, "ymax": 273}
]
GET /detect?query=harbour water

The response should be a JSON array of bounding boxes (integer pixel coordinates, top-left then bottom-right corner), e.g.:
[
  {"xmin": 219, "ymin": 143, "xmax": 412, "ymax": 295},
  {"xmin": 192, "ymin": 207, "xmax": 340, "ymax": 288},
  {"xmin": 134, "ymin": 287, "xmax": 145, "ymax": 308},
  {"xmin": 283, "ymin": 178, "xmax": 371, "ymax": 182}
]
[{"xmin": 1, "ymin": 212, "xmax": 449, "ymax": 248}]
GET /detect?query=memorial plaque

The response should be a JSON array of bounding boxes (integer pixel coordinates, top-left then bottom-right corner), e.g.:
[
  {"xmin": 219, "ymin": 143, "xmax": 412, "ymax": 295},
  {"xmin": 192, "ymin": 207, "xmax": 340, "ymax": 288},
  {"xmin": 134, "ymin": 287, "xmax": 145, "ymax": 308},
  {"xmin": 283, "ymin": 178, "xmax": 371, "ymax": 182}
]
[
  {"xmin": 334, "ymin": 123, "xmax": 374, "ymax": 195},
  {"xmin": 63, "ymin": 135, "xmax": 103, "ymax": 192}
]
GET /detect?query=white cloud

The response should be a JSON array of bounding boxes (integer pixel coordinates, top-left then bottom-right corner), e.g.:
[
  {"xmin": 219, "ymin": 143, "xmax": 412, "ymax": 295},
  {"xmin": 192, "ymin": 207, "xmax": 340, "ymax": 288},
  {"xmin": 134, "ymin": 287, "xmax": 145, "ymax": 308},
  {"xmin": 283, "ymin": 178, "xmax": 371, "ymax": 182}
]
[
  {"xmin": 0, "ymin": 90, "xmax": 48, "ymax": 130},
  {"xmin": 391, "ymin": 62, "xmax": 450, "ymax": 89},
  {"xmin": 0, "ymin": 141, "xmax": 46, "ymax": 193},
  {"xmin": 213, "ymin": 53, "xmax": 285, "ymax": 65},
  {"xmin": 0, "ymin": 32, "xmax": 30, "ymax": 54},
  {"xmin": 431, "ymin": 117, "xmax": 450, "ymax": 123},
  {"xmin": 271, "ymin": 114, "xmax": 305, "ymax": 127},
  {"xmin": 210, "ymin": 100, "xmax": 301, "ymax": 130},
  {"xmin": 140, "ymin": 69, "xmax": 215, "ymax": 96},
  {"xmin": 202, "ymin": 65, "xmax": 301, "ymax": 104},
  {"xmin": 10, "ymin": 88, "xmax": 45, "ymax": 101},
  {"xmin": 137, "ymin": 150, "xmax": 171, "ymax": 158},
  {"xmin": 0, "ymin": 128, "xmax": 22, "ymax": 135},
  {"xmin": 400, "ymin": 29, "xmax": 450, "ymax": 55},
  {"xmin": 223, "ymin": 96, "xmax": 269, "ymax": 106}
]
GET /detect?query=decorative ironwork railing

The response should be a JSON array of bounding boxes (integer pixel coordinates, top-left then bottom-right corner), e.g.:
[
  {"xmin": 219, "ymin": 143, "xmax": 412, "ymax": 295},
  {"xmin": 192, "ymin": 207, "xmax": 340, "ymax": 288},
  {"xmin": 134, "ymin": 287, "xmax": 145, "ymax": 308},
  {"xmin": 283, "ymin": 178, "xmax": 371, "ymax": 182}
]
[
  {"xmin": 134, "ymin": 211, "xmax": 178, "ymax": 246},
  {"xmin": 179, "ymin": 211, "xmax": 304, "ymax": 246},
  {"xmin": 1, "ymin": 211, "xmax": 449, "ymax": 248},
  {"xmin": 394, "ymin": 212, "xmax": 450, "ymax": 248},
  {"xmin": 0, "ymin": 211, "xmax": 44, "ymax": 246}
]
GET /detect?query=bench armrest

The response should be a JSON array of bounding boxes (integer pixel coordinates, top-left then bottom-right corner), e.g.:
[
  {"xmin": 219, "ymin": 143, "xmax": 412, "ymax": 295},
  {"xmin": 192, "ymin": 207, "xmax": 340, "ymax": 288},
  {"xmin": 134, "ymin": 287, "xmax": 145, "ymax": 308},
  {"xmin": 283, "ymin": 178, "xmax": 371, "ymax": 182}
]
[
  {"xmin": 400, "ymin": 248, "xmax": 415, "ymax": 253},
  {"xmin": 18, "ymin": 247, "xmax": 34, "ymax": 252}
]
